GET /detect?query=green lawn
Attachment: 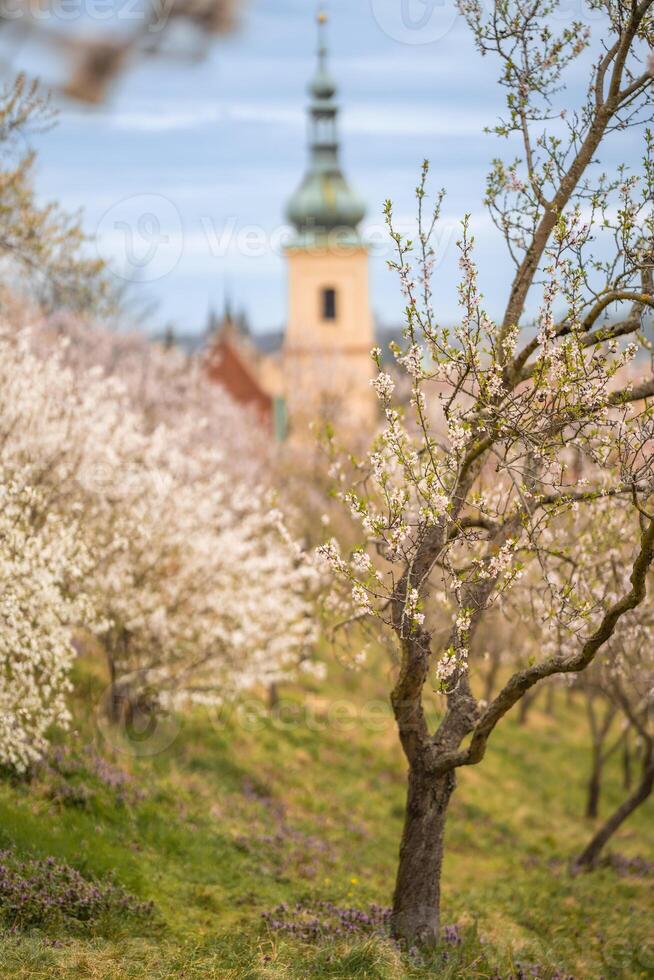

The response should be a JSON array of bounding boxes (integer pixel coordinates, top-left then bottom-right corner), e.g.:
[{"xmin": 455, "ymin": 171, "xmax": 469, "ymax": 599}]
[{"xmin": 0, "ymin": 650, "xmax": 651, "ymax": 978}]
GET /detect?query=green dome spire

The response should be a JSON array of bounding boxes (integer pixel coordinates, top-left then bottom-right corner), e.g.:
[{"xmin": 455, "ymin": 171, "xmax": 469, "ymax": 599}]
[{"xmin": 286, "ymin": 10, "xmax": 366, "ymax": 246}]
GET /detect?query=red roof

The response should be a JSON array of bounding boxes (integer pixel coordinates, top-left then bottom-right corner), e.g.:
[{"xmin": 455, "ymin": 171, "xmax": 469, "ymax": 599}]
[{"xmin": 206, "ymin": 335, "xmax": 273, "ymax": 426}]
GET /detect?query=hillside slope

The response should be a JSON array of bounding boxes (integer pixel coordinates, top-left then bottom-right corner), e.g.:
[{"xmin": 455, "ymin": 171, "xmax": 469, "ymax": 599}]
[{"xmin": 0, "ymin": 654, "xmax": 651, "ymax": 979}]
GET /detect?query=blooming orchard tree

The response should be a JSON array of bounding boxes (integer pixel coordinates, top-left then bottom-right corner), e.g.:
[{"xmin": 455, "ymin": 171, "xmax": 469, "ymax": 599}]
[
  {"xmin": 577, "ymin": 667, "xmax": 623, "ymax": 820},
  {"xmin": 0, "ymin": 313, "xmax": 318, "ymax": 768},
  {"xmin": 0, "ymin": 77, "xmax": 107, "ymax": 312},
  {"xmin": 319, "ymin": 0, "xmax": 654, "ymax": 946},
  {"xmin": 576, "ymin": 643, "xmax": 631, "ymax": 821},
  {"xmin": 92, "ymin": 449, "xmax": 319, "ymax": 718},
  {"xmin": 0, "ymin": 481, "xmax": 97, "ymax": 772},
  {"xmin": 572, "ymin": 606, "xmax": 654, "ymax": 871},
  {"xmin": 33, "ymin": 314, "xmax": 317, "ymax": 710},
  {"xmin": 43, "ymin": 311, "xmax": 268, "ymax": 476}
]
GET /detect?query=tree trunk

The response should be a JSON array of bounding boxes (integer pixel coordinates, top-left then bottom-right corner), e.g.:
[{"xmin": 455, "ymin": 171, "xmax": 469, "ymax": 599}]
[
  {"xmin": 585, "ymin": 753, "xmax": 603, "ymax": 819},
  {"xmin": 517, "ymin": 688, "xmax": 537, "ymax": 725},
  {"xmin": 573, "ymin": 754, "xmax": 654, "ymax": 872},
  {"xmin": 483, "ymin": 652, "xmax": 501, "ymax": 704},
  {"xmin": 105, "ymin": 653, "xmax": 123, "ymax": 724},
  {"xmin": 622, "ymin": 734, "xmax": 633, "ymax": 791},
  {"xmin": 545, "ymin": 681, "xmax": 556, "ymax": 717},
  {"xmin": 583, "ymin": 694, "xmax": 617, "ymax": 819},
  {"xmin": 104, "ymin": 629, "xmax": 134, "ymax": 724},
  {"xmin": 391, "ymin": 766, "xmax": 456, "ymax": 947}
]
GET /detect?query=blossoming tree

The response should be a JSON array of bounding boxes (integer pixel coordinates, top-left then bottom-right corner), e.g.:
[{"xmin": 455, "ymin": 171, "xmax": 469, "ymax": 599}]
[
  {"xmin": 0, "ymin": 481, "xmax": 97, "ymax": 772},
  {"xmin": 319, "ymin": 0, "xmax": 654, "ymax": 946},
  {"xmin": 572, "ymin": 606, "xmax": 654, "ymax": 871},
  {"xmin": 0, "ymin": 311, "xmax": 318, "ymax": 768},
  {"xmin": 39, "ymin": 315, "xmax": 319, "ymax": 713},
  {"xmin": 0, "ymin": 76, "xmax": 106, "ymax": 312}
]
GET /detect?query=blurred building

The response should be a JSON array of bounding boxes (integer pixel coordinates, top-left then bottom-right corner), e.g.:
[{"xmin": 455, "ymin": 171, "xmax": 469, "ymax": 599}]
[
  {"xmin": 205, "ymin": 315, "xmax": 275, "ymax": 427},
  {"xmin": 204, "ymin": 12, "xmax": 377, "ymax": 439}
]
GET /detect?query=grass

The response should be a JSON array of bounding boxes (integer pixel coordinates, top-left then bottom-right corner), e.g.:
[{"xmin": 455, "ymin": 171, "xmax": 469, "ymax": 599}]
[{"xmin": 0, "ymin": 648, "xmax": 651, "ymax": 979}]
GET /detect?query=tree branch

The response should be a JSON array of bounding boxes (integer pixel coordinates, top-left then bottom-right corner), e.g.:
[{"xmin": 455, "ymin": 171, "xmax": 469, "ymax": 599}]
[{"xmin": 427, "ymin": 516, "xmax": 654, "ymax": 776}]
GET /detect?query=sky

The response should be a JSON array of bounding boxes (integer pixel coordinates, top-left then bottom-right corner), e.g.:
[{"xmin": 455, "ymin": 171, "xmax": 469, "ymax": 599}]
[{"xmin": 1, "ymin": 0, "xmax": 646, "ymax": 337}]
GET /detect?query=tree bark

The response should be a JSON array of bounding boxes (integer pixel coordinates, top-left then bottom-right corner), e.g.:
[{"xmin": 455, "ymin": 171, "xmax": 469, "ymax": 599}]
[
  {"xmin": 585, "ymin": 757, "xmax": 603, "ymax": 819},
  {"xmin": 583, "ymin": 694, "xmax": 616, "ymax": 819},
  {"xmin": 622, "ymin": 734, "xmax": 633, "ymax": 790},
  {"xmin": 517, "ymin": 687, "xmax": 537, "ymax": 725},
  {"xmin": 391, "ymin": 766, "xmax": 456, "ymax": 947},
  {"xmin": 573, "ymin": 751, "xmax": 654, "ymax": 871},
  {"xmin": 268, "ymin": 681, "xmax": 280, "ymax": 710},
  {"xmin": 545, "ymin": 682, "xmax": 556, "ymax": 717},
  {"xmin": 483, "ymin": 651, "xmax": 501, "ymax": 704},
  {"xmin": 105, "ymin": 653, "xmax": 123, "ymax": 724}
]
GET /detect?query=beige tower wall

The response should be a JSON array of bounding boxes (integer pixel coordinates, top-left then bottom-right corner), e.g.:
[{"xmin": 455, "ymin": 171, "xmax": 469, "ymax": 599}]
[{"xmin": 284, "ymin": 244, "xmax": 377, "ymax": 435}]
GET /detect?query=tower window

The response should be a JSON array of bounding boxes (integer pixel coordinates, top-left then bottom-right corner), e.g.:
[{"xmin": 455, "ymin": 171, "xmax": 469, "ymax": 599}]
[{"xmin": 322, "ymin": 287, "xmax": 337, "ymax": 321}]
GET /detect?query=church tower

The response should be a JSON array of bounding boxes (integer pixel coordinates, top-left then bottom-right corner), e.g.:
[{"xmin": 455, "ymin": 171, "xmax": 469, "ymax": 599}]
[{"xmin": 284, "ymin": 11, "xmax": 376, "ymax": 433}]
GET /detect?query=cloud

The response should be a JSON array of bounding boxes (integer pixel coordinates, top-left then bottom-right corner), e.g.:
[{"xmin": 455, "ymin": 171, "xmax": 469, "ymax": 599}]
[
  {"xmin": 344, "ymin": 105, "xmax": 491, "ymax": 137},
  {"xmin": 83, "ymin": 99, "xmax": 491, "ymax": 139}
]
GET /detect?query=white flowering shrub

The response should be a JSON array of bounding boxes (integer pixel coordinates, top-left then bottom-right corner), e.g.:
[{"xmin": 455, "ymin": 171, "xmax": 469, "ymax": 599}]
[
  {"xmin": 42, "ymin": 311, "xmax": 268, "ymax": 473},
  {"xmin": 0, "ymin": 482, "xmax": 96, "ymax": 772},
  {"xmin": 0, "ymin": 315, "xmax": 319, "ymax": 767},
  {"xmin": 92, "ymin": 452, "xmax": 320, "ymax": 711}
]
